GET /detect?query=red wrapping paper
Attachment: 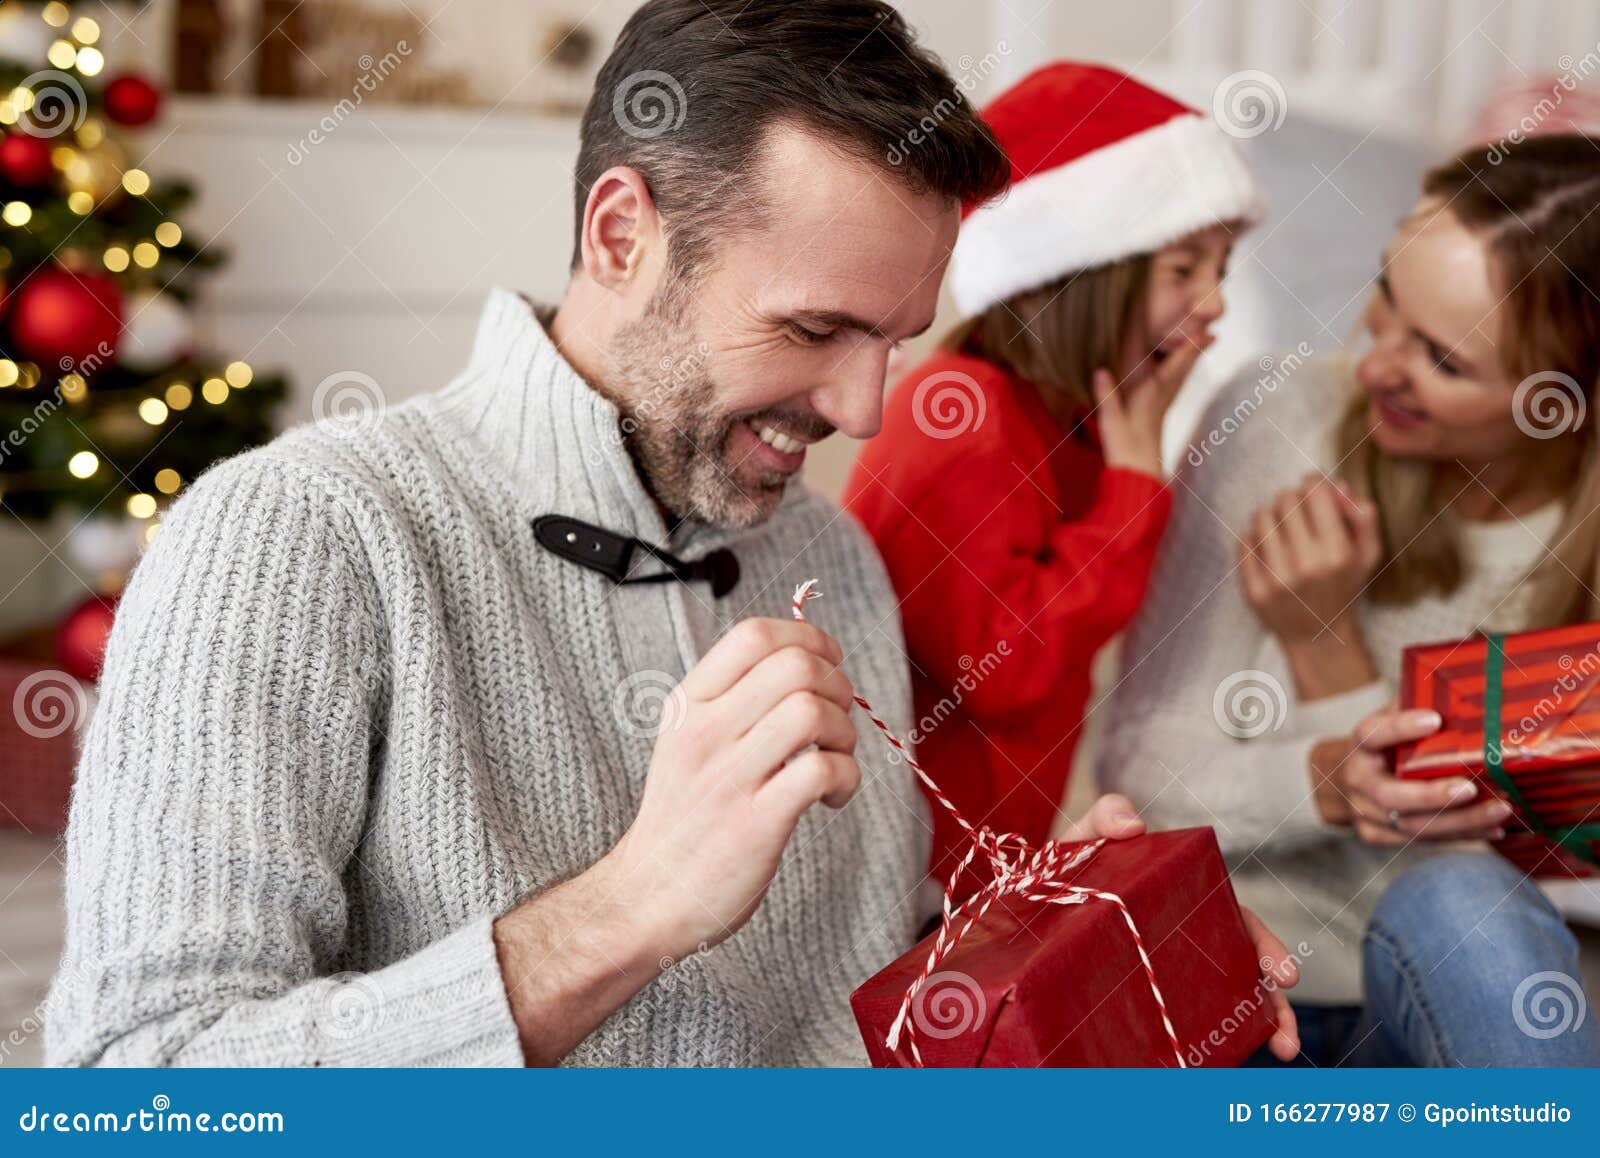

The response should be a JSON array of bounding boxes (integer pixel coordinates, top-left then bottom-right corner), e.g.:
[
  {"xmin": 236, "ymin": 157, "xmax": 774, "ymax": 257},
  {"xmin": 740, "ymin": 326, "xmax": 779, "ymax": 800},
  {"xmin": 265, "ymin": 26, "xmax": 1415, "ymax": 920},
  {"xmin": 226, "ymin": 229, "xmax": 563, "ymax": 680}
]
[
  {"xmin": 1394, "ymin": 623, "xmax": 1600, "ymax": 878},
  {"xmin": 849, "ymin": 827, "xmax": 1276, "ymax": 1067}
]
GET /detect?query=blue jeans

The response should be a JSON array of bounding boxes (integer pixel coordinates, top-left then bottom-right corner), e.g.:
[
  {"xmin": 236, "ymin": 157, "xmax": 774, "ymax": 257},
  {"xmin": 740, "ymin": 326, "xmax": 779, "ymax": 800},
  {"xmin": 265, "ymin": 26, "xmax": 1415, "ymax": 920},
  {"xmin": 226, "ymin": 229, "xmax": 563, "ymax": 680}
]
[{"xmin": 1250, "ymin": 852, "xmax": 1600, "ymax": 1067}]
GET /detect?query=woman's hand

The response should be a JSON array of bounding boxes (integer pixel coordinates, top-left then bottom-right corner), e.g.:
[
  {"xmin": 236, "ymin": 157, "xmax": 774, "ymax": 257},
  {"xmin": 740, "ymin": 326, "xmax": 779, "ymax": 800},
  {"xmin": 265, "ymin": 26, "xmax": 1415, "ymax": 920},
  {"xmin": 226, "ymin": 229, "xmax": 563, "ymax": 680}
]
[
  {"xmin": 1093, "ymin": 334, "xmax": 1211, "ymax": 479},
  {"xmin": 1239, "ymin": 473, "xmax": 1382, "ymax": 643},
  {"xmin": 1311, "ymin": 706, "xmax": 1513, "ymax": 844}
]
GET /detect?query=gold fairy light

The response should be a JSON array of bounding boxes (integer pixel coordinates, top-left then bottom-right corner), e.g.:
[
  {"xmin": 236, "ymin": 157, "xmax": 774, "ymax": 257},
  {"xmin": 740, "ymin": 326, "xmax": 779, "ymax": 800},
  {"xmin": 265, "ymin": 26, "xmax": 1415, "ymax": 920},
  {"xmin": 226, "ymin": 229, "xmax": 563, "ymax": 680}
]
[
  {"xmin": 126, "ymin": 492, "xmax": 157, "ymax": 519},
  {"xmin": 154, "ymin": 221, "xmax": 182, "ymax": 247},
  {"xmin": 48, "ymin": 40, "xmax": 76, "ymax": 69},
  {"xmin": 137, "ymin": 397, "xmax": 168, "ymax": 425},
  {"xmin": 76, "ymin": 47, "xmax": 103, "ymax": 76},
  {"xmin": 201, "ymin": 377, "xmax": 228, "ymax": 405},
  {"xmin": 18, "ymin": 363, "xmax": 40, "ymax": 388},
  {"xmin": 2, "ymin": 201, "xmax": 31, "ymax": 227},
  {"xmin": 76, "ymin": 119, "xmax": 103, "ymax": 147},
  {"xmin": 67, "ymin": 190, "xmax": 93, "ymax": 214},
  {"xmin": 103, "ymin": 245, "xmax": 129, "ymax": 272},
  {"xmin": 0, "ymin": 361, "xmax": 17, "ymax": 387},
  {"xmin": 224, "ymin": 361, "xmax": 252, "ymax": 388},
  {"xmin": 42, "ymin": 2, "xmax": 70, "ymax": 27},
  {"xmin": 121, "ymin": 168, "xmax": 150, "ymax": 196},
  {"xmin": 71, "ymin": 17, "xmax": 100, "ymax": 44},
  {"xmin": 143, "ymin": 522, "xmax": 160, "ymax": 545},
  {"xmin": 58, "ymin": 373, "xmax": 87, "ymax": 401},
  {"xmin": 132, "ymin": 241, "xmax": 158, "ymax": 268},
  {"xmin": 67, "ymin": 450, "xmax": 98, "ymax": 478},
  {"xmin": 164, "ymin": 381, "xmax": 193, "ymax": 410},
  {"xmin": 154, "ymin": 468, "xmax": 182, "ymax": 494}
]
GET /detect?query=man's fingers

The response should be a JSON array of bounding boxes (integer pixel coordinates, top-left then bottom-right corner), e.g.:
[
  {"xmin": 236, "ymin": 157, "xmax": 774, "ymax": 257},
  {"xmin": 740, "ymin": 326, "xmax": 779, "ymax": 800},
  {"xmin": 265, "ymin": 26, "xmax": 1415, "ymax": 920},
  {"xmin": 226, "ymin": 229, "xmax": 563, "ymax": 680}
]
[
  {"xmin": 759, "ymin": 749, "xmax": 862, "ymax": 818},
  {"xmin": 718, "ymin": 644, "xmax": 855, "ymax": 735},
  {"xmin": 1240, "ymin": 907, "xmax": 1300, "ymax": 1061},
  {"xmin": 682, "ymin": 618, "xmax": 843, "ymax": 701},
  {"xmin": 737, "ymin": 691, "xmax": 857, "ymax": 780},
  {"xmin": 1353, "ymin": 707, "xmax": 1442, "ymax": 752},
  {"xmin": 1059, "ymin": 792, "xmax": 1145, "ymax": 842}
]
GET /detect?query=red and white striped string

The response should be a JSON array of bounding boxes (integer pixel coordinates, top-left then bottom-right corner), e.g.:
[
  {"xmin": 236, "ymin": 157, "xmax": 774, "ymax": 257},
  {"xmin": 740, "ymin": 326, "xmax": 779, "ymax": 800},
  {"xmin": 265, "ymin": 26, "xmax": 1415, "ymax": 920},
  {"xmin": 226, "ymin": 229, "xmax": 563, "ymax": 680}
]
[{"xmin": 792, "ymin": 580, "xmax": 1184, "ymax": 1067}]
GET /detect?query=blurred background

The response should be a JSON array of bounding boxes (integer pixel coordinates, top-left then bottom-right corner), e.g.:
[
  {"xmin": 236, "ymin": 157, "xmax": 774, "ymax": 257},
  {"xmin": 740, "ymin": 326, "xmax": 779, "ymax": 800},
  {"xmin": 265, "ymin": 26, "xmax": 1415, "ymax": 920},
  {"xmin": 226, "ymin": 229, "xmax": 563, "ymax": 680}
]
[{"xmin": 2, "ymin": 0, "xmax": 1599, "ymax": 1064}]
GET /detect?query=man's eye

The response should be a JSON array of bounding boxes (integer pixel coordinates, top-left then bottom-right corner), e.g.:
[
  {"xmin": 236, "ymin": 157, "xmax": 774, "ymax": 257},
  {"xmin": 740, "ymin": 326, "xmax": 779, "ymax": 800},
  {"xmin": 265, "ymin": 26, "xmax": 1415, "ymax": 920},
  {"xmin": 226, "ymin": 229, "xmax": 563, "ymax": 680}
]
[
  {"xmin": 1169, "ymin": 265, "xmax": 1196, "ymax": 280},
  {"xmin": 786, "ymin": 322, "xmax": 833, "ymax": 346}
]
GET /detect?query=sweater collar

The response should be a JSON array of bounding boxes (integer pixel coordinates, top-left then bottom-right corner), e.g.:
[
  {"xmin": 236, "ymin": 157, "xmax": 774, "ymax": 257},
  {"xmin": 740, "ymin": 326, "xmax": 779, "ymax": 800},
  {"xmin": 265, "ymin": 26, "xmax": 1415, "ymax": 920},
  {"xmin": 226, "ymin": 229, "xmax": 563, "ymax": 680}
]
[{"xmin": 436, "ymin": 287, "xmax": 801, "ymax": 555}]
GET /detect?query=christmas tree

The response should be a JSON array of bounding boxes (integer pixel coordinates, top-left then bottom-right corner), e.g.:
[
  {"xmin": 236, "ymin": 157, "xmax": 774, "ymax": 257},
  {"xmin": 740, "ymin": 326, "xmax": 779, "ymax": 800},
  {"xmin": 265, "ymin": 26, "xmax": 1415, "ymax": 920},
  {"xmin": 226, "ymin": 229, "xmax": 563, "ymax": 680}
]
[{"xmin": 0, "ymin": 0, "xmax": 285, "ymax": 531}]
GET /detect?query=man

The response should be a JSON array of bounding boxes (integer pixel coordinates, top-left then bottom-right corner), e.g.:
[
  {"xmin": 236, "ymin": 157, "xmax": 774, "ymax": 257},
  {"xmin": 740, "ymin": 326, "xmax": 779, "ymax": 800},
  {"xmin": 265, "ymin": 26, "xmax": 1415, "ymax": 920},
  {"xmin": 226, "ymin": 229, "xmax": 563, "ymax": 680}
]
[{"xmin": 48, "ymin": 0, "xmax": 1297, "ymax": 1066}]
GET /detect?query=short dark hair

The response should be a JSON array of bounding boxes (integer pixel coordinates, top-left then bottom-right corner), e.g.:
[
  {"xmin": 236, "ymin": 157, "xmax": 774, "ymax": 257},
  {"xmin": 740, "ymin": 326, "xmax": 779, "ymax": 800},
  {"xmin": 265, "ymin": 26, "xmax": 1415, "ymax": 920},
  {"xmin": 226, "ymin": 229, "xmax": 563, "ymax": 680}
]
[{"xmin": 572, "ymin": 0, "xmax": 1011, "ymax": 276}]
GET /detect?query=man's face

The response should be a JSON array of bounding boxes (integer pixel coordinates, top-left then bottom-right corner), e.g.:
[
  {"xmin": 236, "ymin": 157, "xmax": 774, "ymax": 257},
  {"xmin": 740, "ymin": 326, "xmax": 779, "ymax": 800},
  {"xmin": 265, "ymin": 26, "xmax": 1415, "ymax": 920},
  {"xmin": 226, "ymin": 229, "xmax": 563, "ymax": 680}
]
[{"xmin": 609, "ymin": 124, "xmax": 960, "ymax": 529}]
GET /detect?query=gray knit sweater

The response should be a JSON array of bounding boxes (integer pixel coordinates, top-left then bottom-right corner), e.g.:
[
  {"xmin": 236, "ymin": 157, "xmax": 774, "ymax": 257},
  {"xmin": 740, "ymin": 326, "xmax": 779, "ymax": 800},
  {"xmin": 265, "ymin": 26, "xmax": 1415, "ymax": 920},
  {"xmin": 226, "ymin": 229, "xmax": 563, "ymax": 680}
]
[{"xmin": 46, "ymin": 288, "xmax": 930, "ymax": 1067}]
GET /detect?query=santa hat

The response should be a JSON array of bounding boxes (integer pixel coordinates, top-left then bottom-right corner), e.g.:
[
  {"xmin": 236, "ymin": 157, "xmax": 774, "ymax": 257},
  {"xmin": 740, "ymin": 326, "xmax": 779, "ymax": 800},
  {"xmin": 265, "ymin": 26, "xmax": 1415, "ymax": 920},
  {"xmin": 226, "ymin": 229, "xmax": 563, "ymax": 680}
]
[{"xmin": 948, "ymin": 62, "xmax": 1266, "ymax": 318}]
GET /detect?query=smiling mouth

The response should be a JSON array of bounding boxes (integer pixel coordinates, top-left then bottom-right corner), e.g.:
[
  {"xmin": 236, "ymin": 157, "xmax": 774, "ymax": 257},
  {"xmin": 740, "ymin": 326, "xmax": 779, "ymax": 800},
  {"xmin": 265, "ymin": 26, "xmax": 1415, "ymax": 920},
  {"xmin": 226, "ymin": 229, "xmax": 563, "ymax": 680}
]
[
  {"xmin": 751, "ymin": 421, "xmax": 808, "ymax": 455},
  {"xmin": 1376, "ymin": 391, "xmax": 1428, "ymax": 422}
]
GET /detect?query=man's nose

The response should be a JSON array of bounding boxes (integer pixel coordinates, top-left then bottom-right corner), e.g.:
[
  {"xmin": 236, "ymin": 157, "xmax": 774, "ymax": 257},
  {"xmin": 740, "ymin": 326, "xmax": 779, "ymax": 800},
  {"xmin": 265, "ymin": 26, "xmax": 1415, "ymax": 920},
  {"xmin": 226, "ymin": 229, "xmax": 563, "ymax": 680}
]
[{"xmin": 811, "ymin": 344, "xmax": 890, "ymax": 440}]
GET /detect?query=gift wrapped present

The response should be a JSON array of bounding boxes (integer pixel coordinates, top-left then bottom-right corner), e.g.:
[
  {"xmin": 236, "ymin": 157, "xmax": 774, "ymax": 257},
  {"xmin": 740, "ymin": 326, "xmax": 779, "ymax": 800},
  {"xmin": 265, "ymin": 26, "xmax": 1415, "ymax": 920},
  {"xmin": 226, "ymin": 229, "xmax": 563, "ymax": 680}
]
[
  {"xmin": 1394, "ymin": 625, "xmax": 1600, "ymax": 877},
  {"xmin": 848, "ymin": 827, "xmax": 1276, "ymax": 1067},
  {"xmin": 789, "ymin": 582, "xmax": 1277, "ymax": 1068}
]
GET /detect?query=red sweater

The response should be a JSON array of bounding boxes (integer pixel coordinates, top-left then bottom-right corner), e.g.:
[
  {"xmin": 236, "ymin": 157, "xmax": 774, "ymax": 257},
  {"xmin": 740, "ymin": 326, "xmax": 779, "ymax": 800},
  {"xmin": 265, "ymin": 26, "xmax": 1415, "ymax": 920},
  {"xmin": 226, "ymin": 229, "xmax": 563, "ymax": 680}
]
[{"xmin": 844, "ymin": 350, "xmax": 1172, "ymax": 880}]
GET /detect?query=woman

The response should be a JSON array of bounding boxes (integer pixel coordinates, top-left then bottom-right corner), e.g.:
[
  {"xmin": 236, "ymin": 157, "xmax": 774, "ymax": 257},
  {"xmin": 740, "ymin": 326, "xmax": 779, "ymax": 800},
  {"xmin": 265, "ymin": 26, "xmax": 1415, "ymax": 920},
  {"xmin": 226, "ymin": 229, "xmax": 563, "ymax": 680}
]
[
  {"xmin": 1099, "ymin": 134, "xmax": 1600, "ymax": 1066},
  {"xmin": 844, "ymin": 62, "xmax": 1265, "ymax": 881}
]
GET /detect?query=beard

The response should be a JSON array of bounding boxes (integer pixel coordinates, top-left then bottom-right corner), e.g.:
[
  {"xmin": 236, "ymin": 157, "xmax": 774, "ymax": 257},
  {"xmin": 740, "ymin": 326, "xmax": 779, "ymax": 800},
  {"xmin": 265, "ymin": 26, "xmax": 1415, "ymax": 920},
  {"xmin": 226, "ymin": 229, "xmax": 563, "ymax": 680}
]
[{"xmin": 605, "ymin": 283, "xmax": 825, "ymax": 530}]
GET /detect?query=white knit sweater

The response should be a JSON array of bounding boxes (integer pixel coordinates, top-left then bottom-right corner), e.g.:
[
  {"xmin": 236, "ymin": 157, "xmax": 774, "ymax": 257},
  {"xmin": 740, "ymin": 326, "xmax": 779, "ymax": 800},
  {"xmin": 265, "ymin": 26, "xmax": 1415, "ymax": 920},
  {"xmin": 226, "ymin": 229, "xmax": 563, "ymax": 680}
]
[
  {"xmin": 1097, "ymin": 355, "xmax": 1560, "ymax": 1005},
  {"xmin": 46, "ymin": 288, "xmax": 930, "ymax": 1067}
]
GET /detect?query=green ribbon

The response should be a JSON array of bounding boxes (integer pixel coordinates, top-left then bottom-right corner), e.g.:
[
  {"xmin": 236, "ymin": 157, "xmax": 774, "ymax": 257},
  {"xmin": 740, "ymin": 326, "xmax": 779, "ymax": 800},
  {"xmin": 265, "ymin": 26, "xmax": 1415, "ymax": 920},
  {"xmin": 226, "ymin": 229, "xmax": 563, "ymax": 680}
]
[{"xmin": 1483, "ymin": 633, "xmax": 1600, "ymax": 865}]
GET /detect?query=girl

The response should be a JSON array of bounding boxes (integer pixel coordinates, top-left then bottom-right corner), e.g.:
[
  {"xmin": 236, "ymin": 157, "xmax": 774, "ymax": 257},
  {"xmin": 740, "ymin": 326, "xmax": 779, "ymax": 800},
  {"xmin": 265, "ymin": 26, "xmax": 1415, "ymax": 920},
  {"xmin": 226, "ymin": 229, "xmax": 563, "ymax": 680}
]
[
  {"xmin": 844, "ymin": 63, "xmax": 1265, "ymax": 879},
  {"xmin": 1099, "ymin": 135, "xmax": 1600, "ymax": 1066}
]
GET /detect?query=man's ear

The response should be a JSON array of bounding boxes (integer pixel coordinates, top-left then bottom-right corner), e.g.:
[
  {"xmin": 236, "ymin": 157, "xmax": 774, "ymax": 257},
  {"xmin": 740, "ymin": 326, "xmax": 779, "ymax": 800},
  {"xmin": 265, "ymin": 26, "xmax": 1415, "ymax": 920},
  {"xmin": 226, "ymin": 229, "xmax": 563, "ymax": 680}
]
[{"xmin": 577, "ymin": 166, "xmax": 663, "ymax": 292}]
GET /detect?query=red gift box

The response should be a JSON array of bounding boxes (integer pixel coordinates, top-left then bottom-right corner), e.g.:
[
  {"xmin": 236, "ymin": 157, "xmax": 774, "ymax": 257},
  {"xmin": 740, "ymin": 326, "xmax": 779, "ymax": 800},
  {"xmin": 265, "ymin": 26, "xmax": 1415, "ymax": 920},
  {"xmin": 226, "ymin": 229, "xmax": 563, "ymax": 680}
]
[
  {"xmin": 849, "ymin": 827, "xmax": 1277, "ymax": 1067},
  {"xmin": 1395, "ymin": 624, "xmax": 1600, "ymax": 878}
]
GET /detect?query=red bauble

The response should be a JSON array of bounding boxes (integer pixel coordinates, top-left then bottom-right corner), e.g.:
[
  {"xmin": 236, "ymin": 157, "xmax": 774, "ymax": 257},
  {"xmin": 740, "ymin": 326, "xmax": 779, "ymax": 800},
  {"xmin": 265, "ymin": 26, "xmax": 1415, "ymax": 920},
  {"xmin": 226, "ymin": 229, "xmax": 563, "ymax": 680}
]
[
  {"xmin": 7, "ymin": 267, "xmax": 123, "ymax": 371},
  {"xmin": 0, "ymin": 132, "xmax": 54, "ymax": 187},
  {"xmin": 57, "ymin": 593, "xmax": 118, "ymax": 682},
  {"xmin": 102, "ymin": 73, "xmax": 163, "ymax": 128}
]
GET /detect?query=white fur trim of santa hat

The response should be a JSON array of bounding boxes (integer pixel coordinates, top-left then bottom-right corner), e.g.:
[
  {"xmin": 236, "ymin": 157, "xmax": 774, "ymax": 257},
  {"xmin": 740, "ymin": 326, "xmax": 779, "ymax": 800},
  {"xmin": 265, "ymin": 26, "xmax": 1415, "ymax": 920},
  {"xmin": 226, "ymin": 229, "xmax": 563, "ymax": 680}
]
[{"xmin": 948, "ymin": 113, "xmax": 1266, "ymax": 318}]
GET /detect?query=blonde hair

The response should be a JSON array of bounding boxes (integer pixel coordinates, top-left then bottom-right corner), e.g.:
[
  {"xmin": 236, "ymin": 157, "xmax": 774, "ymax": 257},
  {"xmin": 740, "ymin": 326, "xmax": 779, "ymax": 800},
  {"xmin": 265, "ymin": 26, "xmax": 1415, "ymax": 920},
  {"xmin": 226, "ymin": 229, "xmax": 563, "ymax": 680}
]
[
  {"xmin": 942, "ymin": 255, "xmax": 1151, "ymax": 423},
  {"xmin": 1338, "ymin": 135, "xmax": 1600, "ymax": 625}
]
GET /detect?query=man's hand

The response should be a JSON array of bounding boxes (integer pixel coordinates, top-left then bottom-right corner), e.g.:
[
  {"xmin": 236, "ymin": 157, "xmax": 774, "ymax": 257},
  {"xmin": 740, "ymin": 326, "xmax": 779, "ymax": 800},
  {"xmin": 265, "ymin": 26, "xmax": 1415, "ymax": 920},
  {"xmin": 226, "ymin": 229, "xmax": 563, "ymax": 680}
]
[
  {"xmin": 599, "ymin": 616, "xmax": 862, "ymax": 953},
  {"xmin": 493, "ymin": 616, "xmax": 861, "ymax": 1064},
  {"xmin": 1056, "ymin": 792, "xmax": 1146, "ymax": 842},
  {"xmin": 1243, "ymin": 907, "xmax": 1302, "ymax": 1061}
]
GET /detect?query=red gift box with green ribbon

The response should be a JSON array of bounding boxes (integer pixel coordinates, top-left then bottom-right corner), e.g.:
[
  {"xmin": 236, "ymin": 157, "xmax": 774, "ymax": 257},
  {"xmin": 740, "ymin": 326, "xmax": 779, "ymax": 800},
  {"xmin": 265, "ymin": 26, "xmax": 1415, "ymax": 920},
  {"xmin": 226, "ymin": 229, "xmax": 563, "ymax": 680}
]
[{"xmin": 1394, "ymin": 624, "xmax": 1600, "ymax": 878}]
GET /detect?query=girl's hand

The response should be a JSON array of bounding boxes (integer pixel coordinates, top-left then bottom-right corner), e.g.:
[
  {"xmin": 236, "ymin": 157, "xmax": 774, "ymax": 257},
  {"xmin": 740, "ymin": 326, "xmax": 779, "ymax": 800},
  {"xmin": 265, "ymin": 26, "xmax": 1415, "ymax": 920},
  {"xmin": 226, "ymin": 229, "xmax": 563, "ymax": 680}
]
[
  {"xmin": 1311, "ymin": 706, "xmax": 1513, "ymax": 845},
  {"xmin": 1239, "ymin": 472, "xmax": 1382, "ymax": 643},
  {"xmin": 1093, "ymin": 335, "xmax": 1211, "ymax": 479}
]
